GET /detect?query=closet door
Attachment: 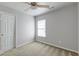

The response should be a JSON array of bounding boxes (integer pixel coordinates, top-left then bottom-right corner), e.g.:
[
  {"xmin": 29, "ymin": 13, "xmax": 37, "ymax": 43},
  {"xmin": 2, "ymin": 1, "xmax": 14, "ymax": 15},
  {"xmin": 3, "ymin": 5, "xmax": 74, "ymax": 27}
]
[
  {"xmin": 0, "ymin": 14, "xmax": 8, "ymax": 52},
  {"xmin": 6, "ymin": 14, "xmax": 15, "ymax": 50},
  {"xmin": 0, "ymin": 14, "xmax": 1, "ymax": 50},
  {"xmin": 0, "ymin": 13, "xmax": 15, "ymax": 52}
]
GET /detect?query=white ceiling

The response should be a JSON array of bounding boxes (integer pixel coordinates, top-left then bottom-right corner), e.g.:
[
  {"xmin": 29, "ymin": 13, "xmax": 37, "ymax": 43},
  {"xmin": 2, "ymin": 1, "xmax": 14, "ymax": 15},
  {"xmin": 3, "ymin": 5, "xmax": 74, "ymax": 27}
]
[{"xmin": 0, "ymin": 2, "xmax": 74, "ymax": 16}]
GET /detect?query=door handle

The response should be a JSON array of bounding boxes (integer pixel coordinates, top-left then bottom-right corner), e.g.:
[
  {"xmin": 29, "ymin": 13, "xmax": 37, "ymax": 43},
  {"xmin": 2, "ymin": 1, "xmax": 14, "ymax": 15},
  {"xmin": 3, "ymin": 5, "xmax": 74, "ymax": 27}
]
[{"xmin": 0, "ymin": 33, "xmax": 4, "ymax": 36}]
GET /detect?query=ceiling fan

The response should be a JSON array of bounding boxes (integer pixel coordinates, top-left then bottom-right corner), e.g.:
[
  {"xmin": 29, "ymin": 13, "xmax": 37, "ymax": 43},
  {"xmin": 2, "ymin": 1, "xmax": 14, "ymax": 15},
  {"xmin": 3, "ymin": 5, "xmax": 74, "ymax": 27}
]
[{"xmin": 25, "ymin": 2, "xmax": 54, "ymax": 9}]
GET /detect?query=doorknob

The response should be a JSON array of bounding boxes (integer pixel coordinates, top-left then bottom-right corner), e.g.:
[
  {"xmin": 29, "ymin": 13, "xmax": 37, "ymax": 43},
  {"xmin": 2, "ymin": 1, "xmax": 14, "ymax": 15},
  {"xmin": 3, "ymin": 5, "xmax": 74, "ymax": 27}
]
[
  {"xmin": 1, "ymin": 34, "xmax": 3, "ymax": 36},
  {"xmin": 0, "ymin": 33, "xmax": 4, "ymax": 36}
]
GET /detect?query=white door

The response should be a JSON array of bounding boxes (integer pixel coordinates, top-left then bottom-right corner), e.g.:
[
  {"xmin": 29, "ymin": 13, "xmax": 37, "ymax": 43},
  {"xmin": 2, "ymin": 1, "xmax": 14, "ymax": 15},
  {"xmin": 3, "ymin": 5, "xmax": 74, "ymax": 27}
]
[{"xmin": 0, "ymin": 12, "xmax": 15, "ymax": 52}]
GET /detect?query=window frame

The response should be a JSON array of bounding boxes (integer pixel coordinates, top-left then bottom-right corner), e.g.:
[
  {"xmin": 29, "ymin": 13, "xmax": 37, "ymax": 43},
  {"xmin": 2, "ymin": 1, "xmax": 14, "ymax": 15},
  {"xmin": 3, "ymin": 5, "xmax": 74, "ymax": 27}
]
[{"xmin": 37, "ymin": 19, "xmax": 46, "ymax": 37}]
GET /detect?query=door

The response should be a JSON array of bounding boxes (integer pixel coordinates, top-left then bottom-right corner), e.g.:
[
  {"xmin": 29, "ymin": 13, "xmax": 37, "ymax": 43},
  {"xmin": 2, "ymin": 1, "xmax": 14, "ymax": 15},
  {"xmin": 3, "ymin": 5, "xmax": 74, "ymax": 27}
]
[{"xmin": 0, "ymin": 12, "xmax": 15, "ymax": 52}]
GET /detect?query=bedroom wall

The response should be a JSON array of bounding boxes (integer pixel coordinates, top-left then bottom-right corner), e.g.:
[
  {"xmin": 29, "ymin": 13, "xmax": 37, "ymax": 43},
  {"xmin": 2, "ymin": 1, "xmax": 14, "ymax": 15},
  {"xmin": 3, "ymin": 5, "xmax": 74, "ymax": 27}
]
[
  {"xmin": 77, "ymin": 2, "xmax": 79, "ymax": 51},
  {"xmin": 36, "ymin": 3, "xmax": 78, "ymax": 51},
  {"xmin": 16, "ymin": 14, "xmax": 35, "ymax": 47},
  {"xmin": 0, "ymin": 4, "xmax": 35, "ymax": 48}
]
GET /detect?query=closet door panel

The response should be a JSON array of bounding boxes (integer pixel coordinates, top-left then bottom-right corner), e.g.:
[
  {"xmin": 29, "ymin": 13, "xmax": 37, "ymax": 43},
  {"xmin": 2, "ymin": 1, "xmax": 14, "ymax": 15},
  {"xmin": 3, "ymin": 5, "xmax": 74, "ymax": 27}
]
[{"xmin": 0, "ymin": 12, "xmax": 15, "ymax": 52}]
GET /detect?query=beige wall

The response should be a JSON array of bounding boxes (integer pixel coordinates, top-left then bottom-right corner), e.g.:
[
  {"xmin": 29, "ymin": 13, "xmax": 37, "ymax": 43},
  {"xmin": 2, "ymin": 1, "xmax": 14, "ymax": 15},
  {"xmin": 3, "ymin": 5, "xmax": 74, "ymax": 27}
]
[
  {"xmin": 36, "ymin": 3, "xmax": 78, "ymax": 51},
  {"xmin": 77, "ymin": 2, "xmax": 79, "ymax": 51},
  {"xmin": 16, "ymin": 14, "xmax": 35, "ymax": 47}
]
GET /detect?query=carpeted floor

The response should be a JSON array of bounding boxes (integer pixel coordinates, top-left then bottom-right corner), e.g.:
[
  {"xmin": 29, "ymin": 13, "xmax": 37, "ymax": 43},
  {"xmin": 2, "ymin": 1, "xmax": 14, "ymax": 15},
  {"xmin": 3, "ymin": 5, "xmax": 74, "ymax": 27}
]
[{"xmin": 0, "ymin": 42, "xmax": 78, "ymax": 56}]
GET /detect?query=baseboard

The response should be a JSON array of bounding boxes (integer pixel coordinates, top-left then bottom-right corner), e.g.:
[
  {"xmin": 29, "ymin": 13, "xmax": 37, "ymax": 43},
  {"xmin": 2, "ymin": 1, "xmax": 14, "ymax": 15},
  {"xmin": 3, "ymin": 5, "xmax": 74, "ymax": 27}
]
[
  {"xmin": 0, "ymin": 47, "xmax": 15, "ymax": 55},
  {"xmin": 0, "ymin": 41, "xmax": 34, "ymax": 55},
  {"xmin": 0, "ymin": 50, "xmax": 4, "ymax": 55},
  {"xmin": 16, "ymin": 40, "xmax": 34, "ymax": 48},
  {"xmin": 36, "ymin": 40, "xmax": 79, "ymax": 54}
]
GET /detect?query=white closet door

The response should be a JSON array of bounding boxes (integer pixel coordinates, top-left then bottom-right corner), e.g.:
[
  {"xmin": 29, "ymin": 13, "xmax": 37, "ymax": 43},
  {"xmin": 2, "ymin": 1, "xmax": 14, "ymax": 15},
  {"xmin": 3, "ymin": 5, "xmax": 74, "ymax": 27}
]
[
  {"xmin": 6, "ymin": 14, "xmax": 15, "ymax": 50},
  {"xmin": 0, "ymin": 14, "xmax": 1, "ymax": 50},
  {"xmin": 0, "ymin": 13, "xmax": 15, "ymax": 52},
  {"xmin": 0, "ymin": 14, "xmax": 8, "ymax": 51}
]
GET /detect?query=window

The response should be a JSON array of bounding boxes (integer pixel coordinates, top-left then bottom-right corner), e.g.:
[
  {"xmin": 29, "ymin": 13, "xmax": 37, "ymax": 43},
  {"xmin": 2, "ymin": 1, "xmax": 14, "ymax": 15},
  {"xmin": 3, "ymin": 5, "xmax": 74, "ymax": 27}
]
[{"xmin": 37, "ymin": 19, "xmax": 46, "ymax": 37}]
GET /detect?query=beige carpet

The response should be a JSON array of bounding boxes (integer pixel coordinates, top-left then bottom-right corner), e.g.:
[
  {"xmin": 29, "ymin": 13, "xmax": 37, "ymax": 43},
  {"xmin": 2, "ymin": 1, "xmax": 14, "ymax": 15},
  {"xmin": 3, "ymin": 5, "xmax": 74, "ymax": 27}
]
[{"xmin": 0, "ymin": 42, "xmax": 78, "ymax": 56}]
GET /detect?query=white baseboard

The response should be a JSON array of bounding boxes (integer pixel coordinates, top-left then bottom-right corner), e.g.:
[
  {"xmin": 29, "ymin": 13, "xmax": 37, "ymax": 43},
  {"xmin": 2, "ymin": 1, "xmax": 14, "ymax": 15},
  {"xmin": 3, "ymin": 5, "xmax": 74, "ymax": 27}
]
[
  {"xmin": 0, "ymin": 41, "xmax": 34, "ymax": 55},
  {"xmin": 16, "ymin": 40, "xmax": 34, "ymax": 48},
  {"xmin": 0, "ymin": 49, "xmax": 11, "ymax": 55},
  {"xmin": 36, "ymin": 40, "xmax": 79, "ymax": 54},
  {"xmin": 0, "ymin": 50, "xmax": 4, "ymax": 55}
]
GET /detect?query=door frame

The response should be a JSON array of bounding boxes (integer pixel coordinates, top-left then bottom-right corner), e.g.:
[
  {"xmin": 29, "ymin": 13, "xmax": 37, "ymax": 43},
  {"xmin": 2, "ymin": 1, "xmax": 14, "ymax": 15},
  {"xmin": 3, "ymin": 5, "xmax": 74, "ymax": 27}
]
[{"xmin": 13, "ymin": 15, "xmax": 16, "ymax": 48}]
